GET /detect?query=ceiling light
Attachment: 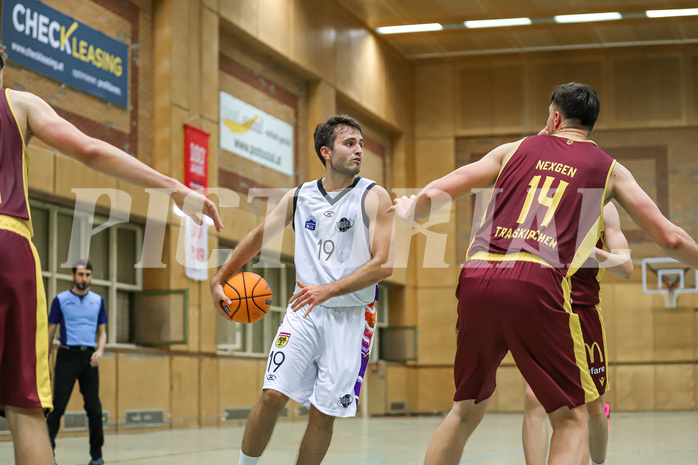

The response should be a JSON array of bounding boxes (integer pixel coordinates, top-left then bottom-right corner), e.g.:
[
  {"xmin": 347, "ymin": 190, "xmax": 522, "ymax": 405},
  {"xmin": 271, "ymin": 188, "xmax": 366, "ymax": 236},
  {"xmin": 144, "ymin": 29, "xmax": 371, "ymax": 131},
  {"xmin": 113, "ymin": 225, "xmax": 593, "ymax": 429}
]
[
  {"xmin": 646, "ymin": 8, "xmax": 698, "ymax": 18},
  {"xmin": 554, "ymin": 12, "xmax": 622, "ymax": 23},
  {"xmin": 376, "ymin": 23, "xmax": 443, "ymax": 34},
  {"xmin": 464, "ymin": 17, "xmax": 532, "ymax": 28}
]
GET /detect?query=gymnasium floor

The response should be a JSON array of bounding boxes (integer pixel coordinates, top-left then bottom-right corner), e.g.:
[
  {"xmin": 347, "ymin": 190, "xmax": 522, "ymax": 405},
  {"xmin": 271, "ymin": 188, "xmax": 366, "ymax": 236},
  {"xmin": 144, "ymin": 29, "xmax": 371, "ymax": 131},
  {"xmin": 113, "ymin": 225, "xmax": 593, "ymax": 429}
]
[{"xmin": 2, "ymin": 412, "xmax": 697, "ymax": 464}]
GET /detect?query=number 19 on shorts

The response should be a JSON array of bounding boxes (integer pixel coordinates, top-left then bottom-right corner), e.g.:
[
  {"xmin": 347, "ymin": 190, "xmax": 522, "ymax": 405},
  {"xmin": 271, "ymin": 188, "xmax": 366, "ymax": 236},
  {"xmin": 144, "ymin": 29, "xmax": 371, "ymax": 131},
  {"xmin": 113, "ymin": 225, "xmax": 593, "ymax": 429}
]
[{"xmin": 267, "ymin": 350, "xmax": 286, "ymax": 372}]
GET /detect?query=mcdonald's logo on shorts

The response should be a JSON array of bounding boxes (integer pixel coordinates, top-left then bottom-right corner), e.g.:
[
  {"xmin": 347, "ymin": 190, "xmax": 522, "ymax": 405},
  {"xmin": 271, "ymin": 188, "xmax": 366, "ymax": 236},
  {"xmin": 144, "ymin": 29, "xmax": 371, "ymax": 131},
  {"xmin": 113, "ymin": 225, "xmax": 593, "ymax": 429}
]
[{"xmin": 585, "ymin": 342, "xmax": 604, "ymax": 364}]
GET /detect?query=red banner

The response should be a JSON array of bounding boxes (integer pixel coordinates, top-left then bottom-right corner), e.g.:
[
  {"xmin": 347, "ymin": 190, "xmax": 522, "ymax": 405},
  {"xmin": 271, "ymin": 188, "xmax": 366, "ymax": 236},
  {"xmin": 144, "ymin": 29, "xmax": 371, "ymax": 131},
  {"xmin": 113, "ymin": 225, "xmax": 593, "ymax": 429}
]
[
  {"xmin": 184, "ymin": 124, "xmax": 209, "ymax": 193},
  {"xmin": 183, "ymin": 124, "xmax": 210, "ymax": 281}
]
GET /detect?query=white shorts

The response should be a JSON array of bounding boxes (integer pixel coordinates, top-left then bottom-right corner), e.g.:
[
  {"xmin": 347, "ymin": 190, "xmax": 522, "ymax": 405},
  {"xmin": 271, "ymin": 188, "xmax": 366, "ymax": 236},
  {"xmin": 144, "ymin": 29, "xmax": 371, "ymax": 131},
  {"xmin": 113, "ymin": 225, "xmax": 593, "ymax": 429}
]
[{"xmin": 262, "ymin": 302, "xmax": 377, "ymax": 418}]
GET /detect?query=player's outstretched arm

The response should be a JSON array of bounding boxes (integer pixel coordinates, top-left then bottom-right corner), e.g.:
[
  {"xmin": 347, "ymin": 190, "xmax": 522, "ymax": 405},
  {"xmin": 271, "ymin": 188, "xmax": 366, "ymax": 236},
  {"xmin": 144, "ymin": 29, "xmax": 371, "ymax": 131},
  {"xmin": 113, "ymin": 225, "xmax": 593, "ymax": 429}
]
[
  {"xmin": 289, "ymin": 185, "xmax": 394, "ymax": 317},
  {"xmin": 210, "ymin": 189, "xmax": 295, "ymax": 316},
  {"xmin": 594, "ymin": 202, "xmax": 633, "ymax": 279},
  {"xmin": 610, "ymin": 162, "xmax": 698, "ymax": 268},
  {"xmin": 389, "ymin": 140, "xmax": 518, "ymax": 222},
  {"xmin": 10, "ymin": 90, "xmax": 222, "ymax": 231}
]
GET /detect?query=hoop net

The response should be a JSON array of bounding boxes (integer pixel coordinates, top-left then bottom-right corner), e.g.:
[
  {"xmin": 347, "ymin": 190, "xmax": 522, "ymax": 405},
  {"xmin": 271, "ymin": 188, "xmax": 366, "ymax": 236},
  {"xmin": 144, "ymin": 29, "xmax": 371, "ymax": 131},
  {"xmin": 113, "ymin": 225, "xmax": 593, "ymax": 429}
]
[{"xmin": 661, "ymin": 285, "xmax": 679, "ymax": 308}]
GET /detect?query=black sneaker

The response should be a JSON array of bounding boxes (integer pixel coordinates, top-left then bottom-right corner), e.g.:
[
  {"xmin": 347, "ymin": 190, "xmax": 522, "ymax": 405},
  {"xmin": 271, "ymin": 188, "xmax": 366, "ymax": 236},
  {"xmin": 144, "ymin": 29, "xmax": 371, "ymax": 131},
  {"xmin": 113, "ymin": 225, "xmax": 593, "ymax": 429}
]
[{"xmin": 88, "ymin": 459, "xmax": 104, "ymax": 465}]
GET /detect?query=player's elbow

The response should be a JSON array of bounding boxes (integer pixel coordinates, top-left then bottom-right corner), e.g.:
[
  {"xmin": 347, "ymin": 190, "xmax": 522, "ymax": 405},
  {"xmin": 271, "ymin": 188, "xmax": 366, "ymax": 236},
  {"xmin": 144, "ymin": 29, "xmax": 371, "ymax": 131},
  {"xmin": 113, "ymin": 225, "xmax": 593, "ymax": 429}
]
[
  {"xmin": 658, "ymin": 226, "xmax": 687, "ymax": 252},
  {"xmin": 71, "ymin": 139, "xmax": 102, "ymax": 167},
  {"xmin": 379, "ymin": 265, "xmax": 393, "ymax": 281},
  {"xmin": 620, "ymin": 262, "xmax": 634, "ymax": 280},
  {"xmin": 374, "ymin": 258, "xmax": 393, "ymax": 280}
]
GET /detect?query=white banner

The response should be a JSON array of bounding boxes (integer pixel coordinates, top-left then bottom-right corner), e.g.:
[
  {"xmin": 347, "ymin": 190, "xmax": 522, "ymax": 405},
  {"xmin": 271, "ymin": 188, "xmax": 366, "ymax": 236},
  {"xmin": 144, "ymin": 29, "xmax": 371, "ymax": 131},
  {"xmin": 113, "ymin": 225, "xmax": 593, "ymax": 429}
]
[
  {"xmin": 219, "ymin": 91, "xmax": 294, "ymax": 176},
  {"xmin": 184, "ymin": 217, "xmax": 208, "ymax": 281}
]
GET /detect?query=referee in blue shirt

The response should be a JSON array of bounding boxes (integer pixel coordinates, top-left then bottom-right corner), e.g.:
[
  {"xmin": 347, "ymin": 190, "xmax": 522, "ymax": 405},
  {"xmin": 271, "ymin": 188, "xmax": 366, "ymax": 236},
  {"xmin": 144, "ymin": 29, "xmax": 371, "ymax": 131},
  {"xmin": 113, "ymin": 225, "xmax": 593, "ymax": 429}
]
[{"xmin": 46, "ymin": 260, "xmax": 107, "ymax": 465}]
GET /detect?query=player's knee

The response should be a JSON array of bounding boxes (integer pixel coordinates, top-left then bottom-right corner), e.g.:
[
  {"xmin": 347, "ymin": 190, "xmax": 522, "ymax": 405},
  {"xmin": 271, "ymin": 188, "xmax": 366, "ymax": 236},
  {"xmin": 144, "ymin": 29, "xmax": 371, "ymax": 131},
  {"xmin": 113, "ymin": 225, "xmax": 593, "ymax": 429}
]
[
  {"xmin": 524, "ymin": 384, "xmax": 539, "ymax": 405},
  {"xmin": 586, "ymin": 398, "xmax": 605, "ymax": 421},
  {"xmin": 260, "ymin": 389, "xmax": 289, "ymax": 413},
  {"xmin": 549, "ymin": 405, "xmax": 588, "ymax": 429},
  {"xmin": 309, "ymin": 406, "xmax": 335, "ymax": 426},
  {"xmin": 452, "ymin": 399, "xmax": 488, "ymax": 424}
]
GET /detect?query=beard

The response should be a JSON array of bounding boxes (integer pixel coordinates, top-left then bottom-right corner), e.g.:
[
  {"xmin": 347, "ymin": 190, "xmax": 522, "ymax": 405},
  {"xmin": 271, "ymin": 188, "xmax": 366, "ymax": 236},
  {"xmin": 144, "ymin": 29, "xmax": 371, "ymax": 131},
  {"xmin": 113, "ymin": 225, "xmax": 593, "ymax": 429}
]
[
  {"xmin": 330, "ymin": 157, "xmax": 360, "ymax": 177},
  {"xmin": 74, "ymin": 280, "xmax": 90, "ymax": 291}
]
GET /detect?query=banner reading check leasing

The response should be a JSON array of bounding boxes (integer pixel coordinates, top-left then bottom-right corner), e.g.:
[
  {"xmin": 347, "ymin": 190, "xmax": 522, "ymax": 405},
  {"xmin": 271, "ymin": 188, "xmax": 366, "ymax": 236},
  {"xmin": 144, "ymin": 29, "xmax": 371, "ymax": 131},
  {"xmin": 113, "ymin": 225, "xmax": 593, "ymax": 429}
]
[
  {"xmin": 2, "ymin": 0, "xmax": 129, "ymax": 107},
  {"xmin": 219, "ymin": 91, "xmax": 294, "ymax": 177}
]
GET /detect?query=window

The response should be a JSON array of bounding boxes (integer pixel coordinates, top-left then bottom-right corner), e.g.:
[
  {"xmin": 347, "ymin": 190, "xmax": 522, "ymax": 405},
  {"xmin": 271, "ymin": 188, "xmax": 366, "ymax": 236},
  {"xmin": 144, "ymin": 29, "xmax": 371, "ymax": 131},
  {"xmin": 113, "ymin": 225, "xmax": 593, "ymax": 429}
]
[
  {"xmin": 30, "ymin": 200, "xmax": 143, "ymax": 345},
  {"xmin": 216, "ymin": 247, "xmax": 295, "ymax": 355}
]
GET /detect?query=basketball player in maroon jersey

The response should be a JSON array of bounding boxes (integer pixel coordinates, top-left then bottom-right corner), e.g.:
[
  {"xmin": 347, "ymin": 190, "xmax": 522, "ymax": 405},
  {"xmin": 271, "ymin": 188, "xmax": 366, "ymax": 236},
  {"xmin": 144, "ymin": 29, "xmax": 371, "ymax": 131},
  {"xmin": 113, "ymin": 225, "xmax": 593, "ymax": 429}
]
[
  {"xmin": 390, "ymin": 82, "xmax": 698, "ymax": 465},
  {"xmin": 523, "ymin": 202, "xmax": 633, "ymax": 465},
  {"xmin": 0, "ymin": 44, "xmax": 222, "ymax": 465}
]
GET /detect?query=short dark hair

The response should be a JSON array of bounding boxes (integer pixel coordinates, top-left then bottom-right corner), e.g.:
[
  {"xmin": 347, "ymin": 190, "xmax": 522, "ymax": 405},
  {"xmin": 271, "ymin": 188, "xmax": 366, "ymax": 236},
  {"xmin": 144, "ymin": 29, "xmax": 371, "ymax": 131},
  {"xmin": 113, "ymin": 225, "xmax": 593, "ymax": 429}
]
[
  {"xmin": 313, "ymin": 115, "xmax": 362, "ymax": 166},
  {"xmin": 72, "ymin": 259, "xmax": 93, "ymax": 274},
  {"xmin": 0, "ymin": 43, "xmax": 6, "ymax": 71},
  {"xmin": 550, "ymin": 82, "xmax": 600, "ymax": 131}
]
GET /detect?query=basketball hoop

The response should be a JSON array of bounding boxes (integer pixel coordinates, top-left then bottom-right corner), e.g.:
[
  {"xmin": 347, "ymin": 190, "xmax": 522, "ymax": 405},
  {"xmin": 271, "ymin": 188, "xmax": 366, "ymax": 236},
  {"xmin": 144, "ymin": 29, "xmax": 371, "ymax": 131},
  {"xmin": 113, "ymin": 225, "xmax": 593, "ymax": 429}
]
[
  {"xmin": 661, "ymin": 285, "xmax": 679, "ymax": 308},
  {"xmin": 642, "ymin": 258, "xmax": 697, "ymax": 309}
]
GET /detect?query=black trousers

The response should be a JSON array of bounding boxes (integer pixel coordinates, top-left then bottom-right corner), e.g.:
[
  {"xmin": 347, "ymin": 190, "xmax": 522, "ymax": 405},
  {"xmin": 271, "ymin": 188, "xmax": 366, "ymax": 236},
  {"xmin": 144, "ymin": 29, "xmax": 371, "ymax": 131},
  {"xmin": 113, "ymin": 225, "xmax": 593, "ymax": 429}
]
[{"xmin": 46, "ymin": 346, "xmax": 104, "ymax": 459}]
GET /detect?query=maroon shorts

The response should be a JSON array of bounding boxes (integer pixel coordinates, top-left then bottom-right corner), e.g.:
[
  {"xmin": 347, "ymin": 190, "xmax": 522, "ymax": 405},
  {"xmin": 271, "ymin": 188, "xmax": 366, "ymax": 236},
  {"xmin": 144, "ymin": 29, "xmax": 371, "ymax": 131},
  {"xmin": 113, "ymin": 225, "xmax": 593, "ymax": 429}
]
[
  {"xmin": 0, "ymin": 224, "xmax": 52, "ymax": 413},
  {"xmin": 453, "ymin": 258, "xmax": 598, "ymax": 413},
  {"xmin": 574, "ymin": 304, "xmax": 608, "ymax": 396}
]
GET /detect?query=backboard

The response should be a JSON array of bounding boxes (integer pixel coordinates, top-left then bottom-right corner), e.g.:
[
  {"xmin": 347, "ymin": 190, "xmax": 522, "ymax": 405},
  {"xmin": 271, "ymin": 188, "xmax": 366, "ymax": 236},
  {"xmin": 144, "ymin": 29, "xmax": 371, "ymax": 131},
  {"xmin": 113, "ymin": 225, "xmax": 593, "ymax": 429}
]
[{"xmin": 641, "ymin": 257, "xmax": 697, "ymax": 308}]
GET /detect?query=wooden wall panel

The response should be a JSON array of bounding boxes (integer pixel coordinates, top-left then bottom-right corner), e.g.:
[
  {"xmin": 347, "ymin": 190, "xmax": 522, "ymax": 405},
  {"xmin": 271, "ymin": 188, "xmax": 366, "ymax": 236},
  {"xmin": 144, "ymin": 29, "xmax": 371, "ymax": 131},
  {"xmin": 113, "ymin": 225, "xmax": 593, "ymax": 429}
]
[
  {"xmin": 333, "ymin": 24, "xmax": 369, "ymax": 108},
  {"xmin": 218, "ymin": 0, "xmax": 258, "ymax": 38},
  {"xmin": 152, "ymin": 0, "xmax": 174, "ymax": 176},
  {"xmin": 292, "ymin": 0, "xmax": 336, "ymax": 84},
  {"xmin": 691, "ymin": 54, "xmax": 698, "ymax": 124},
  {"xmin": 457, "ymin": 64, "xmax": 524, "ymax": 135},
  {"xmin": 360, "ymin": 149, "xmax": 385, "ymax": 187},
  {"xmin": 695, "ymin": 365, "xmax": 698, "ymax": 410},
  {"xmin": 27, "ymin": 147, "xmax": 55, "ymax": 195},
  {"xmin": 611, "ymin": 55, "xmax": 683, "ymax": 126},
  {"xmin": 415, "ymin": 367, "xmax": 453, "ymax": 413},
  {"xmin": 218, "ymin": 358, "xmax": 264, "ymax": 410},
  {"xmin": 99, "ymin": 353, "xmax": 118, "ymax": 426},
  {"xmin": 257, "ymin": 0, "xmax": 292, "ymax": 57},
  {"xmin": 610, "ymin": 282, "xmax": 655, "ymax": 362},
  {"xmin": 117, "ymin": 354, "xmax": 170, "ymax": 429},
  {"xmin": 170, "ymin": 0, "xmax": 192, "ymax": 110},
  {"xmin": 200, "ymin": 357, "xmax": 220, "ymax": 426},
  {"xmin": 365, "ymin": 363, "xmax": 387, "ymax": 416},
  {"xmin": 54, "ymin": 155, "xmax": 118, "ymax": 209},
  {"xmin": 171, "ymin": 356, "xmax": 199, "ymax": 427},
  {"xmin": 490, "ymin": 366, "xmax": 525, "ymax": 413},
  {"xmin": 655, "ymin": 365, "xmax": 695, "ymax": 411},
  {"xmin": 654, "ymin": 308, "xmax": 695, "ymax": 362},
  {"xmin": 416, "ymin": 288, "xmax": 458, "ymax": 366},
  {"xmin": 614, "ymin": 365, "xmax": 655, "ymax": 411},
  {"xmin": 386, "ymin": 365, "xmax": 409, "ymax": 411},
  {"xmin": 114, "ymin": 181, "xmax": 153, "ymax": 220},
  {"xmin": 420, "ymin": 46, "xmax": 698, "ymax": 138}
]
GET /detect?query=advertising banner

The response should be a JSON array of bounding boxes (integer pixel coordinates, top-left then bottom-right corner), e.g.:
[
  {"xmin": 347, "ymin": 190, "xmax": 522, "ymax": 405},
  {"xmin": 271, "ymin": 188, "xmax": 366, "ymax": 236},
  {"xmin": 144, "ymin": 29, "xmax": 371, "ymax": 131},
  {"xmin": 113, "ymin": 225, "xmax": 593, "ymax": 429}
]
[
  {"xmin": 219, "ymin": 91, "xmax": 294, "ymax": 176},
  {"xmin": 1, "ymin": 0, "xmax": 129, "ymax": 107},
  {"xmin": 183, "ymin": 125, "xmax": 210, "ymax": 281},
  {"xmin": 184, "ymin": 124, "xmax": 209, "ymax": 192}
]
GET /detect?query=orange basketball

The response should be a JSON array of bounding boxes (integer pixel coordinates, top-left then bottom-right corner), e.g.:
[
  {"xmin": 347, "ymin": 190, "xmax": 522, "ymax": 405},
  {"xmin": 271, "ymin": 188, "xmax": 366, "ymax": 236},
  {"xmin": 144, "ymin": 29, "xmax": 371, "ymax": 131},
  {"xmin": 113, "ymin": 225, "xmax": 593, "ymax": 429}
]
[{"xmin": 221, "ymin": 272, "xmax": 272, "ymax": 324}]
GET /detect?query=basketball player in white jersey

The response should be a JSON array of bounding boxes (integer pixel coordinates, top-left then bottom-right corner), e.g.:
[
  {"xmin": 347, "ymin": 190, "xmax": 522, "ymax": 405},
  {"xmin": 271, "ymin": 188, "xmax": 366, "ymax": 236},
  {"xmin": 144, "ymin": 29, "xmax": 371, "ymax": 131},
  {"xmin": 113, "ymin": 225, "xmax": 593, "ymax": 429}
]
[{"xmin": 210, "ymin": 115, "xmax": 394, "ymax": 465}]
